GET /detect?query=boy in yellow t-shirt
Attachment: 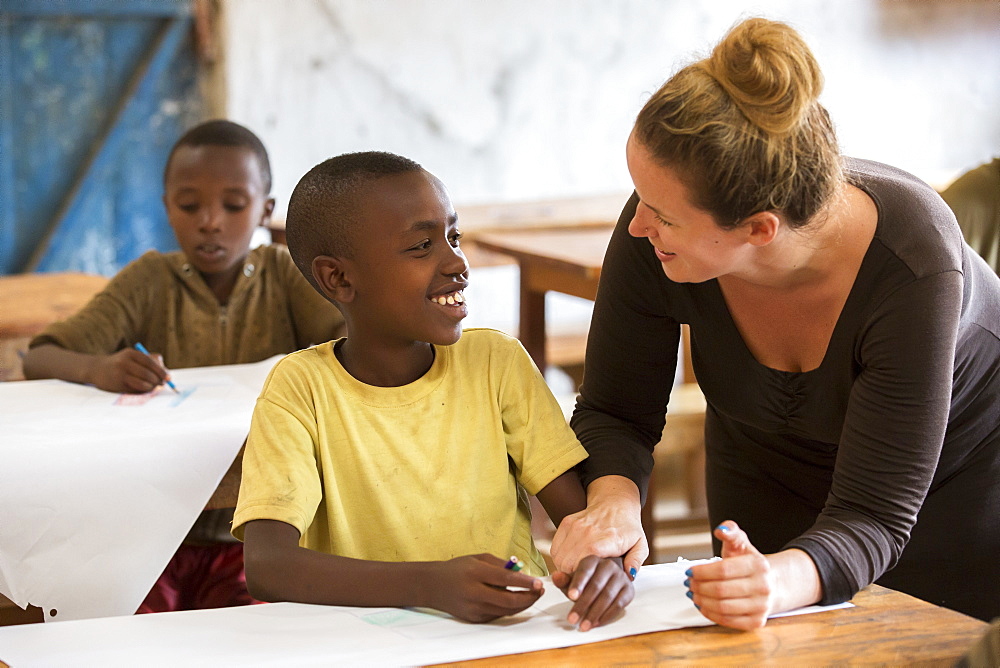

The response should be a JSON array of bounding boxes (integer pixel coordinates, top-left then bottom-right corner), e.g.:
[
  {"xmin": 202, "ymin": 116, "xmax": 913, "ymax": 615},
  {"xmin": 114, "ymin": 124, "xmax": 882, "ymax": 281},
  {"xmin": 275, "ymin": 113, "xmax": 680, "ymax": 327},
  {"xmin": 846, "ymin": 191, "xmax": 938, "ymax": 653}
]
[
  {"xmin": 24, "ymin": 120, "xmax": 345, "ymax": 614},
  {"xmin": 233, "ymin": 151, "xmax": 634, "ymax": 629}
]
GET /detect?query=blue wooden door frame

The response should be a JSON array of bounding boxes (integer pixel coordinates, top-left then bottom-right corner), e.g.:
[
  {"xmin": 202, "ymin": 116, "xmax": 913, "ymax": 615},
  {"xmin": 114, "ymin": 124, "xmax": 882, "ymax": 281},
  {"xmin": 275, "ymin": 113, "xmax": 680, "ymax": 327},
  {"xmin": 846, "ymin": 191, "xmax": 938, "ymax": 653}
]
[{"xmin": 0, "ymin": 0, "xmax": 201, "ymax": 275}]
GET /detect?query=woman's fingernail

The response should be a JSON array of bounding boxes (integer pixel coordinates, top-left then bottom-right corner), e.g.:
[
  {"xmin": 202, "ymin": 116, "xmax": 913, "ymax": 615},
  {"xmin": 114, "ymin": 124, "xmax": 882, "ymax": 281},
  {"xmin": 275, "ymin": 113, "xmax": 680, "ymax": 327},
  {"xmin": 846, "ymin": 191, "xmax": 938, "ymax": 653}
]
[
  {"xmin": 715, "ymin": 524, "xmax": 730, "ymax": 534},
  {"xmin": 686, "ymin": 590, "xmax": 694, "ymax": 599},
  {"xmin": 695, "ymin": 603, "xmax": 701, "ymax": 610},
  {"xmin": 683, "ymin": 578, "xmax": 690, "ymax": 588},
  {"xmin": 629, "ymin": 567, "xmax": 637, "ymax": 579},
  {"xmin": 685, "ymin": 568, "xmax": 693, "ymax": 577}
]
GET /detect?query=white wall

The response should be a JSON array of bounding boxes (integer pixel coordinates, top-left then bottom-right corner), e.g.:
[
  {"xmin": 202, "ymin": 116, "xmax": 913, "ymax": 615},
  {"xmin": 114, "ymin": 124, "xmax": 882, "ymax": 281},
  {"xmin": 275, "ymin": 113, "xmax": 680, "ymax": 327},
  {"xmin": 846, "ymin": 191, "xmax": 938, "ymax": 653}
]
[
  {"xmin": 223, "ymin": 0, "xmax": 1000, "ymax": 342},
  {"xmin": 224, "ymin": 0, "xmax": 999, "ymax": 210}
]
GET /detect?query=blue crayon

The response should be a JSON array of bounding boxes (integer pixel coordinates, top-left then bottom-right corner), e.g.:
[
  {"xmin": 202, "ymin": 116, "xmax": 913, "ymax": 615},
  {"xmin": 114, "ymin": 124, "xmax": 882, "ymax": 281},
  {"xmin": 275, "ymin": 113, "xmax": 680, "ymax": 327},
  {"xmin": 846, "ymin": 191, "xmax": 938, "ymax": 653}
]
[{"xmin": 134, "ymin": 342, "xmax": 179, "ymax": 393}]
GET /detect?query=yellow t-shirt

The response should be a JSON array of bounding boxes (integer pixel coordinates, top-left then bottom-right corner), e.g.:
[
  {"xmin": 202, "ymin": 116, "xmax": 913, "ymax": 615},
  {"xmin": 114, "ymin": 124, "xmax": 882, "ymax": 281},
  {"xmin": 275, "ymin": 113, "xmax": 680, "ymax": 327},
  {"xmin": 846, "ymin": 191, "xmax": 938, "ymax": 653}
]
[{"xmin": 233, "ymin": 328, "xmax": 587, "ymax": 576}]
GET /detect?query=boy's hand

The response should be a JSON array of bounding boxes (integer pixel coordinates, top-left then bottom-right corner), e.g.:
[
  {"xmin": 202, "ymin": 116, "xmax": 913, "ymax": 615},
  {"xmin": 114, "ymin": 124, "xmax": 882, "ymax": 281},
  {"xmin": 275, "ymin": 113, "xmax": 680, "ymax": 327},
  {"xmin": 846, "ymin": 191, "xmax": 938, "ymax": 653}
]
[
  {"xmin": 552, "ymin": 555, "xmax": 634, "ymax": 631},
  {"xmin": 89, "ymin": 348, "xmax": 169, "ymax": 393},
  {"xmin": 427, "ymin": 553, "xmax": 544, "ymax": 623}
]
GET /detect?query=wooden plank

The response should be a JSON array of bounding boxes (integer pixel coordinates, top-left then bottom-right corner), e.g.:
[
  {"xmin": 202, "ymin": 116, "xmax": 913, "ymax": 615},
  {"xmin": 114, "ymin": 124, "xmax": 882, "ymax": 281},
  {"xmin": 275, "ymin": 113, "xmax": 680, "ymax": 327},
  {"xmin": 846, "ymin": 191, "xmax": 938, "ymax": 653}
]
[
  {"xmin": 23, "ymin": 15, "xmax": 192, "ymax": 272},
  {"xmin": 0, "ymin": 16, "xmax": 15, "ymax": 272},
  {"xmin": 433, "ymin": 585, "xmax": 987, "ymax": 666},
  {"xmin": 1, "ymin": 0, "xmax": 192, "ymax": 18},
  {"xmin": 0, "ymin": 594, "xmax": 42, "ymax": 627},
  {"xmin": 0, "ymin": 272, "xmax": 109, "ymax": 338},
  {"xmin": 455, "ymin": 193, "xmax": 627, "ymax": 230}
]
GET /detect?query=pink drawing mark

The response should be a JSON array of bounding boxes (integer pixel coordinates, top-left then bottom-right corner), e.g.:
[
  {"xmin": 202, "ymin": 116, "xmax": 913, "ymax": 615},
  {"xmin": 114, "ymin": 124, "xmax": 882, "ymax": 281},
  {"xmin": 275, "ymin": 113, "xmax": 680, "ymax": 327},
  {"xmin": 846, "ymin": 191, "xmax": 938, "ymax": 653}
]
[{"xmin": 113, "ymin": 387, "xmax": 162, "ymax": 406}]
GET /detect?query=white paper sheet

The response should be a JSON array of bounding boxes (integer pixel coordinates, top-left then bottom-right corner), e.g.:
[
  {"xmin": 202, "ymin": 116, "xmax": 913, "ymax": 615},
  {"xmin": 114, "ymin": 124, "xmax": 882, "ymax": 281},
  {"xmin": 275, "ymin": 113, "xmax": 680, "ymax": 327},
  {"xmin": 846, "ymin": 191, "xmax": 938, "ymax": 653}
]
[
  {"xmin": 0, "ymin": 357, "xmax": 281, "ymax": 622},
  {"xmin": 0, "ymin": 559, "xmax": 851, "ymax": 667}
]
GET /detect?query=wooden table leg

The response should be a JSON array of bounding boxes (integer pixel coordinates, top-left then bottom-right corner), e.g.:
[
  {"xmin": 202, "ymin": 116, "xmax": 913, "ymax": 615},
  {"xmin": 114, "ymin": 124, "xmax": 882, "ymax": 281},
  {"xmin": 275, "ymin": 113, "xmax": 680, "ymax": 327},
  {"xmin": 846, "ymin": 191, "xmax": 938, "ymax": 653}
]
[{"xmin": 518, "ymin": 271, "xmax": 547, "ymax": 372}]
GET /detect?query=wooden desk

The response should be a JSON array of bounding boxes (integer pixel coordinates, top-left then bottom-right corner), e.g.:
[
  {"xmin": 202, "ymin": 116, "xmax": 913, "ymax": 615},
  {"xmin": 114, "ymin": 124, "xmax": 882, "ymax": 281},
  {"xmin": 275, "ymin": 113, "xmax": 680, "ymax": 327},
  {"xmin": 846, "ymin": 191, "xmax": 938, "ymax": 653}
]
[
  {"xmin": 470, "ymin": 224, "xmax": 614, "ymax": 372},
  {"xmin": 0, "ymin": 272, "xmax": 109, "ymax": 338},
  {"xmin": 0, "ymin": 585, "xmax": 985, "ymax": 667},
  {"xmin": 435, "ymin": 585, "xmax": 987, "ymax": 667},
  {"xmin": 0, "ymin": 272, "xmax": 109, "ymax": 380}
]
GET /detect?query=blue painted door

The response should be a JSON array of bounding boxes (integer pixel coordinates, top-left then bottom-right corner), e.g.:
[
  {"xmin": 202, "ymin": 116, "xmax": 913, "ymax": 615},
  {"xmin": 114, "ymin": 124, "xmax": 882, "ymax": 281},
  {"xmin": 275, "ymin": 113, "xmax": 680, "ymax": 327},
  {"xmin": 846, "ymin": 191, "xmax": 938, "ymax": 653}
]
[{"xmin": 0, "ymin": 0, "xmax": 202, "ymax": 275}]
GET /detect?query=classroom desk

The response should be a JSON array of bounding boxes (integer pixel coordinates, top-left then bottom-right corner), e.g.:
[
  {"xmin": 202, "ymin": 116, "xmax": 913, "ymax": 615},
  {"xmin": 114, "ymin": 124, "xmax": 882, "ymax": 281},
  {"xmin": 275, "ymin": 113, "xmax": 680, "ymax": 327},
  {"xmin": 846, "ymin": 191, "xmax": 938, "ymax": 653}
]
[
  {"xmin": 434, "ymin": 585, "xmax": 987, "ymax": 667},
  {"xmin": 0, "ymin": 271, "xmax": 109, "ymax": 380},
  {"xmin": 469, "ymin": 223, "xmax": 614, "ymax": 373},
  {"xmin": 0, "ymin": 583, "xmax": 985, "ymax": 667}
]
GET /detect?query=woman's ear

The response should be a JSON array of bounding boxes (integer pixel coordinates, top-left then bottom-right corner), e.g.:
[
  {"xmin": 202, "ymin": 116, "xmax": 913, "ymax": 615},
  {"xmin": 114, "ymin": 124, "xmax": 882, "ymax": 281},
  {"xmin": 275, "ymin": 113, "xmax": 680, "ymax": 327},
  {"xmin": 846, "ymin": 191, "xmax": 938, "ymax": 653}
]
[
  {"xmin": 312, "ymin": 255, "xmax": 354, "ymax": 303},
  {"xmin": 744, "ymin": 211, "xmax": 781, "ymax": 247}
]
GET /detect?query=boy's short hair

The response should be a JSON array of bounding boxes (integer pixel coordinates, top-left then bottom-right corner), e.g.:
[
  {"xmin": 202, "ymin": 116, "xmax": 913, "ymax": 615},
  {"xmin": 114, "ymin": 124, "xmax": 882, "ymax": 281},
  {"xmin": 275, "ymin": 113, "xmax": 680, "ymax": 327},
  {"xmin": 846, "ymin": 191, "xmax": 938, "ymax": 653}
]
[
  {"xmin": 285, "ymin": 151, "xmax": 423, "ymax": 291},
  {"xmin": 164, "ymin": 119, "xmax": 272, "ymax": 194}
]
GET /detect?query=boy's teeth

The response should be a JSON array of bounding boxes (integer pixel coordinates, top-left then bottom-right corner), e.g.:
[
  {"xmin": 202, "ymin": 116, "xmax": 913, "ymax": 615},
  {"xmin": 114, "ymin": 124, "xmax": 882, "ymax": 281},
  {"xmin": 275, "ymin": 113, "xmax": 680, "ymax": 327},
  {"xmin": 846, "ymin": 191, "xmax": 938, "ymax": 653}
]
[{"xmin": 433, "ymin": 290, "xmax": 465, "ymax": 306}]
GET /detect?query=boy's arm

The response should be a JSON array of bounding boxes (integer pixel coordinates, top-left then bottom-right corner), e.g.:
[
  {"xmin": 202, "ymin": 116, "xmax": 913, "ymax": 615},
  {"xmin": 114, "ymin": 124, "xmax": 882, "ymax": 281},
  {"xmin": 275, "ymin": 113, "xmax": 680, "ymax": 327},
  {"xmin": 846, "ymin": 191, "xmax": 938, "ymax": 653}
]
[
  {"xmin": 242, "ymin": 519, "xmax": 544, "ymax": 622},
  {"xmin": 534, "ymin": 470, "xmax": 587, "ymax": 527},
  {"xmin": 22, "ymin": 343, "xmax": 168, "ymax": 393},
  {"xmin": 535, "ymin": 471, "xmax": 635, "ymax": 631}
]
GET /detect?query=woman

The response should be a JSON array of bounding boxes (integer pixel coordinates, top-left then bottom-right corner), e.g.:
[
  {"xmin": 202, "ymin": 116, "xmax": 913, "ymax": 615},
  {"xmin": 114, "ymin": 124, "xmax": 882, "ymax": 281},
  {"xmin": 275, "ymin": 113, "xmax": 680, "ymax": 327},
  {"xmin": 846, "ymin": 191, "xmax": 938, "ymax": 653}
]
[{"xmin": 550, "ymin": 17, "xmax": 1000, "ymax": 627}]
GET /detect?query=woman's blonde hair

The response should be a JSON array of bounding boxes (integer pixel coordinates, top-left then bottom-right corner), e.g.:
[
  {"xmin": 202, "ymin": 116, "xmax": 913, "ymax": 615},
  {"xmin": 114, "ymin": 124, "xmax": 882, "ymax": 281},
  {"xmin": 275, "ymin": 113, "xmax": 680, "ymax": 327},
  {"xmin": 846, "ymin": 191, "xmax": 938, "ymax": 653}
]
[{"xmin": 634, "ymin": 17, "xmax": 842, "ymax": 229}]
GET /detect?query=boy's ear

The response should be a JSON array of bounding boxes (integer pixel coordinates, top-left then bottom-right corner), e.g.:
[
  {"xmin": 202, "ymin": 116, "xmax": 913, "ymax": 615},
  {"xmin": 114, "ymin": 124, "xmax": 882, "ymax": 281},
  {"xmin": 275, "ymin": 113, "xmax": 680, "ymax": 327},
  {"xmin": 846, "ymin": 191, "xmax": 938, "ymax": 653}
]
[
  {"xmin": 259, "ymin": 197, "xmax": 276, "ymax": 226},
  {"xmin": 312, "ymin": 255, "xmax": 354, "ymax": 303}
]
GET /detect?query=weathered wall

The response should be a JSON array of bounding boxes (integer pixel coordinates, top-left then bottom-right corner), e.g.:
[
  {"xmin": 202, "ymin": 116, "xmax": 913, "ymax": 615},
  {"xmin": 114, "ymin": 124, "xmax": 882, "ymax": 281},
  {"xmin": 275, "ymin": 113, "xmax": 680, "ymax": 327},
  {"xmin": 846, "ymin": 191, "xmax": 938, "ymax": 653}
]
[
  {"xmin": 222, "ymin": 0, "xmax": 1000, "ymax": 212},
  {"xmin": 219, "ymin": 0, "xmax": 1000, "ymax": 349}
]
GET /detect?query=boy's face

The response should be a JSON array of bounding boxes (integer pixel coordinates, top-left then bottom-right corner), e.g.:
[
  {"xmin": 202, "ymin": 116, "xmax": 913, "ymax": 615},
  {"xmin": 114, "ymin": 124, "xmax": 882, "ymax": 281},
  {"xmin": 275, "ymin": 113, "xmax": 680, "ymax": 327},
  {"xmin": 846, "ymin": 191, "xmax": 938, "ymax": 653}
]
[
  {"xmin": 163, "ymin": 145, "xmax": 274, "ymax": 284},
  {"xmin": 340, "ymin": 170, "xmax": 469, "ymax": 347}
]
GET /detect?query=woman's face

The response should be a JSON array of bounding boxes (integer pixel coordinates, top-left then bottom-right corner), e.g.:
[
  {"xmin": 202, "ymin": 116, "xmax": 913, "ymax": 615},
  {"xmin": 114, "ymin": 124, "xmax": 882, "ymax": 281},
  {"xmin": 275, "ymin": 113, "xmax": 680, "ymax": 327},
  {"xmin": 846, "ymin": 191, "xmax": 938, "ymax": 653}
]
[{"xmin": 625, "ymin": 133, "xmax": 748, "ymax": 284}]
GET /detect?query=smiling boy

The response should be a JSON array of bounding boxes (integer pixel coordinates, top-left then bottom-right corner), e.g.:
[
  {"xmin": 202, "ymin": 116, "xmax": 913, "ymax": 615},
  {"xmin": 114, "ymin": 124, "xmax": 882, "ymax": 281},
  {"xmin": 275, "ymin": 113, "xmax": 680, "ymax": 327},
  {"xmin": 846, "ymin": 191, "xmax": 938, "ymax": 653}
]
[
  {"xmin": 23, "ymin": 120, "xmax": 345, "ymax": 613},
  {"xmin": 234, "ymin": 151, "xmax": 634, "ymax": 629}
]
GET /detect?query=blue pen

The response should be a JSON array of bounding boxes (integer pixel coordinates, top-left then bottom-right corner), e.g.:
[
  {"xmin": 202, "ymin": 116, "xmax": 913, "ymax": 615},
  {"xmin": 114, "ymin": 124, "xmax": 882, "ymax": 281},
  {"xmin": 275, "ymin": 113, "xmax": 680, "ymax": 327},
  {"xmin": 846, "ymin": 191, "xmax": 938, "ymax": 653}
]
[{"xmin": 134, "ymin": 342, "xmax": 179, "ymax": 393}]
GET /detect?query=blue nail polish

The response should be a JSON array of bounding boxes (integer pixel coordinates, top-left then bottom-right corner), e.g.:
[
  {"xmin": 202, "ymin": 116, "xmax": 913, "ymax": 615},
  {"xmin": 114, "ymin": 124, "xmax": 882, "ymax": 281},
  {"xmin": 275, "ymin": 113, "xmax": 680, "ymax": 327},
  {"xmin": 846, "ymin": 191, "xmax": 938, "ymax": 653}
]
[
  {"xmin": 684, "ymin": 568, "xmax": 692, "ymax": 577},
  {"xmin": 695, "ymin": 603, "xmax": 701, "ymax": 610},
  {"xmin": 629, "ymin": 567, "xmax": 637, "ymax": 579},
  {"xmin": 683, "ymin": 578, "xmax": 690, "ymax": 588},
  {"xmin": 686, "ymin": 590, "xmax": 693, "ymax": 599},
  {"xmin": 715, "ymin": 524, "xmax": 730, "ymax": 534}
]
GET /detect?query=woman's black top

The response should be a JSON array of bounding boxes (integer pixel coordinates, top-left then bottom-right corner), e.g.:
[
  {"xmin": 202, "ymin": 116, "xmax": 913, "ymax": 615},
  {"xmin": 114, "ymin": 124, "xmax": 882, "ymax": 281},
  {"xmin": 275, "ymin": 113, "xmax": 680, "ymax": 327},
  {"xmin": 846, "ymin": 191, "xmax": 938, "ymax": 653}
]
[{"xmin": 572, "ymin": 158, "xmax": 1000, "ymax": 621}]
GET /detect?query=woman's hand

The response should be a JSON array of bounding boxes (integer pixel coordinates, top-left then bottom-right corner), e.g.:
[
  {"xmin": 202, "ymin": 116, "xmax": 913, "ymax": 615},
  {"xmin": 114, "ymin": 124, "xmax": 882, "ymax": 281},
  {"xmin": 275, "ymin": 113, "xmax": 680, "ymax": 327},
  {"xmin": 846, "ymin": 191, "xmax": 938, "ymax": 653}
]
[
  {"xmin": 685, "ymin": 521, "xmax": 822, "ymax": 630},
  {"xmin": 549, "ymin": 476, "xmax": 648, "ymax": 578},
  {"xmin": 551, "ymin": 555, "xmax": 635, "ymax": 631}
]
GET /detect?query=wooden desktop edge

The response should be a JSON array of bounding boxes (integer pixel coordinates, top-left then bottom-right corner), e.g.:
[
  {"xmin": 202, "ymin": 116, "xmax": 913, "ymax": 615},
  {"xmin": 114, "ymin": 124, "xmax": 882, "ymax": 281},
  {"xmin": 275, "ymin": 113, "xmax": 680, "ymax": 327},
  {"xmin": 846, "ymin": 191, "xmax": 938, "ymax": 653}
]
[
  {"xmin": 429, "ymin": 584, "xmax": 988, "ymax": 667},
  {"xmin": 0, "ymin": 584, "xmax": 985, "ymax": 667}
]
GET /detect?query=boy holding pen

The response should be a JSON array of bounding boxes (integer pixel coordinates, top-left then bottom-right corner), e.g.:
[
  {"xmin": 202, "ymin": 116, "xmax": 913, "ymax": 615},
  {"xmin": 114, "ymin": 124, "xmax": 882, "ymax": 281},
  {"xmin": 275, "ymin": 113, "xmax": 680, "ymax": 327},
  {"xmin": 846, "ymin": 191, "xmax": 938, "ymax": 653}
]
[
  {"xmin": 134, "ymin": 343, "xmax": 178, "ymax": 392},
  {"xmin": 233, "ymin": 151, "xmax": 634, "ymax": 629},
  {"xmin": 22, "ymin": 120, "xmax": 345, "ymax": 613}
]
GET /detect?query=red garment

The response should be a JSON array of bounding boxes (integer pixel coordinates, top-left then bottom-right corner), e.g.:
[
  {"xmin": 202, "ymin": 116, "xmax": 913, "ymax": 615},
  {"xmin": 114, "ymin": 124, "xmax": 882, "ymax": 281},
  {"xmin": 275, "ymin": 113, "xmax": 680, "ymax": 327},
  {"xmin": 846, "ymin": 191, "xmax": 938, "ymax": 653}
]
[{"xmin": 136, "ymin": 543, "xmax": 261, "ymax": 613}]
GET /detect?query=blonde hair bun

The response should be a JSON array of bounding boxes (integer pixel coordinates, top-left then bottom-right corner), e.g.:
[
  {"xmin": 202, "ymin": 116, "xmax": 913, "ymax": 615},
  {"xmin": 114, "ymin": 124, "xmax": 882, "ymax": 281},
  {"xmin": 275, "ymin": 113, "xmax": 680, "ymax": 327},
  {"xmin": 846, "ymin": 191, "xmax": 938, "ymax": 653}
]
[
  {"xmin": 703, "ymin": 17, "xmax": 823, "ymax": 135},
  {"xmin": 633, "ymin": 16, "xmax": 841, "ymax": 227}
]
